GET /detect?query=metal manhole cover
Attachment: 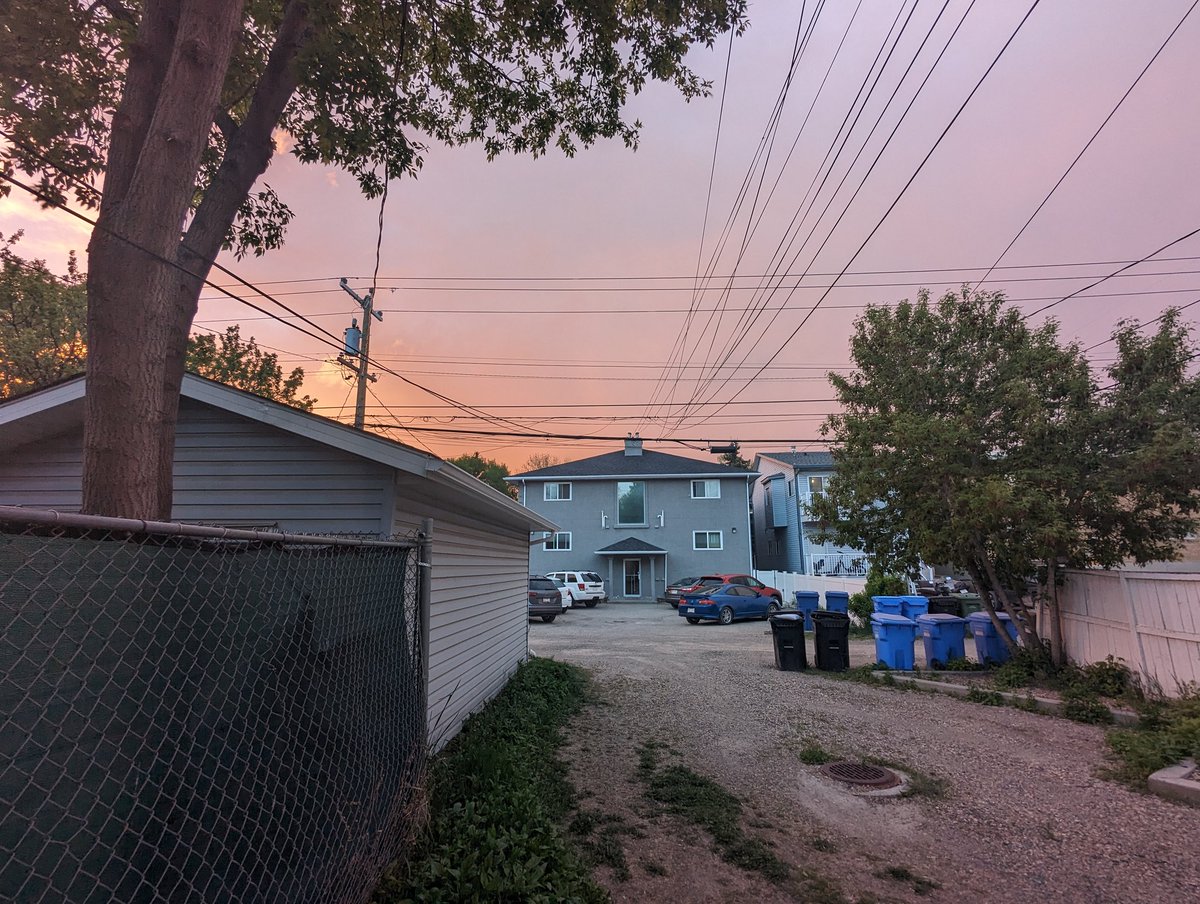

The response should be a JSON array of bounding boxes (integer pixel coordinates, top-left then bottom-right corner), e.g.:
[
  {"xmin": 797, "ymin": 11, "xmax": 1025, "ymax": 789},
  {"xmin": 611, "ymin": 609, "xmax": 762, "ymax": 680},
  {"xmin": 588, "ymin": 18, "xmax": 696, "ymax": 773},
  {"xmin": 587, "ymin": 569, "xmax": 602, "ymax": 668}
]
[{"xmin": 820, "ymin": 761, "xmax": 899, "ymax": 788}]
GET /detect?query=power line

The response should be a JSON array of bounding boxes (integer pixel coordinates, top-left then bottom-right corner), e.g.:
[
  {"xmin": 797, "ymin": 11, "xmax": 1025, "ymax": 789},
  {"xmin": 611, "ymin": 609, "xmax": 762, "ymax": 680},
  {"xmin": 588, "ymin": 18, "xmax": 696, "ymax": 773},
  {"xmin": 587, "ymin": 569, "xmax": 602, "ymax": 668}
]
[
  {"xmin": 359, "ymin": 423, "xmax": 833, "ymax": 444},
  {"xmin": 976, "ymin": 0, "xmax": 1199, "ymax": 288},
  {"xmin": 687, "ymin": 0, "xmax": 1044, "ymax": 430}
]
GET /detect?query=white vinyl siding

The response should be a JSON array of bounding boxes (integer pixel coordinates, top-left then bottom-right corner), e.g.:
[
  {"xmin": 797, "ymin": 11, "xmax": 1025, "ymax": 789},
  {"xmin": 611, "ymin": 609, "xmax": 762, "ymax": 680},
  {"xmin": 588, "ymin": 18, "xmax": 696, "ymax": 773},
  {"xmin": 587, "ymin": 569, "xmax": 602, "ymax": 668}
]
[
  {"xmin": 691, "ymin": 479, "xmax": 720, "ymax": 499},
  {"xmin": 544, "ymin": 482, "xmax": 572, "ymax": 501},
  {"xmin": 545, "ymin": 531, "xmax": 571, "ymax": 551},
  {"xmin": 694, "ymin": 530, "xmax": 723, "ymax": 550}
]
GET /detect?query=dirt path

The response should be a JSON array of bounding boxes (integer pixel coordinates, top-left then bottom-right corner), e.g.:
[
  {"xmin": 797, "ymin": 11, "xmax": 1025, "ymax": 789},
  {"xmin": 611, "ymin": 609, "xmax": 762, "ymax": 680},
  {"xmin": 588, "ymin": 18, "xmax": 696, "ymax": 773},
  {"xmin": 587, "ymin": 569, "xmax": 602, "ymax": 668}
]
[{"xmin": 536, "ymin": 603, "xmax": 1200, "ymax": 903}]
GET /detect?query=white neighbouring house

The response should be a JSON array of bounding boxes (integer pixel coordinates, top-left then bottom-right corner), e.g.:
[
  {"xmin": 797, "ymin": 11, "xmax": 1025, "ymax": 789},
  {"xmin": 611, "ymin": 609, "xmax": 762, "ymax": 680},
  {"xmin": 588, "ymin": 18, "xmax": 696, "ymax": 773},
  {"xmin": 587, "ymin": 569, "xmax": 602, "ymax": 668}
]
[{"xmin": 0, "ymin": 373, "xmax": 558, "ymax": 748}]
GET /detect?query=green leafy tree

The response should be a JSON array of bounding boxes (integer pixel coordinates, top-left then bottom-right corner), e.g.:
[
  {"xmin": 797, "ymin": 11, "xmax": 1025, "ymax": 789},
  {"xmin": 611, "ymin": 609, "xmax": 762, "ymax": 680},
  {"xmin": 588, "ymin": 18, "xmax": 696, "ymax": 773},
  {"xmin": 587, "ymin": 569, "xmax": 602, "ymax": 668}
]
[
  {"xmin": 0, "ymin": 232, "xmax": 88, "ymax": 398},
  {"xmin": 813, "ymin": 288, "xmax": 1200, "ymax": 663},
  {"xmin": 185, "ymin": 325, "xmax": 315, "ymax": 410},
  {"xmin": 1, "ymin": 0, "xmax": 748, "ymax": 519},
  {"xmin": 449, "ymin": 452, "xmax": 515, "ymax": 499},
  {"xmin": 717, "ymin": 444, "xmax": 752, "ymax": 470}
]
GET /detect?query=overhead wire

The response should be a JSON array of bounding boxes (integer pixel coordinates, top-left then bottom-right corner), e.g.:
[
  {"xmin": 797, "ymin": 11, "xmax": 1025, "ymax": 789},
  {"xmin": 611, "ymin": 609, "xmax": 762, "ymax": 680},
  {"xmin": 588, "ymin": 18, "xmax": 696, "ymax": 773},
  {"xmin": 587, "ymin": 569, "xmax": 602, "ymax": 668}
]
[
  {"xmin": 686, "ymin": 0, "xmax": 1045, "ymax": 430},
  {"xmin": 975, "ymin": 0, "xmax": 1199, "ymax": 289}
]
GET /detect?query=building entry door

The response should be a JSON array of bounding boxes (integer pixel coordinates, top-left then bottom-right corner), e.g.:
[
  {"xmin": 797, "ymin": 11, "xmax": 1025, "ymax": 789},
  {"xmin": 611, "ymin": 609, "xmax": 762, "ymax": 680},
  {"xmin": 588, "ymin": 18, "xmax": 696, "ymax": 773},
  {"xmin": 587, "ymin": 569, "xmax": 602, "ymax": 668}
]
[{"xmin": 623, "ymin": 559, "xmax": 641, "ymax": 597}]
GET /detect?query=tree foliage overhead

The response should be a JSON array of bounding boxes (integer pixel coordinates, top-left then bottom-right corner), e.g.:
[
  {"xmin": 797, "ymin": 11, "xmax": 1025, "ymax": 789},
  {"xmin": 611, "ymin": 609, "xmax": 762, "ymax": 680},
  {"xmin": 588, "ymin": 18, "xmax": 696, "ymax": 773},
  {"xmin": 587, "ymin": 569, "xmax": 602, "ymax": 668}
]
[
  {"xmin": 1, "ymin": 0, "xmax": 748, "ymax": 256},
  {"xmin": 0, "ymin": 232, "xmax": 87, "ymax": 398},
  {"xmin": 812, "ymin": 288, "xmax": 1200, "ymax": 660},
  {"xmin": 448, "ymin": 452, "xmax": 516, "ymax": 498},
  {"xmin": 0, "ymin": 0, "xmax": 749, "ymax": 520}
]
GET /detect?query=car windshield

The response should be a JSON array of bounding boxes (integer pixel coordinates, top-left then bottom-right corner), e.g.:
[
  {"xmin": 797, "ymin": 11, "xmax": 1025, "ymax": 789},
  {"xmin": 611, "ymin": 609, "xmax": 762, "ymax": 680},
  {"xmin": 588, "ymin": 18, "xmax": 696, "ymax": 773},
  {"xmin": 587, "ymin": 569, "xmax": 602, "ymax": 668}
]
[
  {"xmin": 582, "ymin": 573, "xmax": 601, "ymax": 583},
  {"xmin": 551, "ymin": 578, "xmax": 566, "ymax": 588},
  {"xmin": 529, "ymin": 579, "xmax": 556, "ymax": 591},
  {"xmin": 672, "ymin": 576, "xmax": 700, "ymax": 587}
]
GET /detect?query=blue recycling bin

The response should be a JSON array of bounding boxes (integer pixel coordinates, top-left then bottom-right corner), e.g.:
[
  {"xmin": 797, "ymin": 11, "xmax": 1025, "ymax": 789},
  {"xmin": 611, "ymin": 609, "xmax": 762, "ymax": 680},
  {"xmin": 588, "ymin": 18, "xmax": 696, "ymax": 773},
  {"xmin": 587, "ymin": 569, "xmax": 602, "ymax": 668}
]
[
  {"xmin": 917, "ymin": 613, "xmax": 967, "ymax": 668},
  {"xmin": 900, "ymin": 595, "xmax": 929, "ymax": 620},
  {"xmin": 794, "ymin": 590, "xmax": 820, "ymax": 631},
  {"xmin": 872, "ymin": 595, "xmax": 904, "ymax": 616},
  {"xmin": 824, "ymin": 590, "xmax": 850, "ymax": 615},
  {"xmin": 967, "ymin": 611, "xmax": 1019, "ymax": 665},
  {"xmin": 871, "ymin": 613, "xmax": 917, "ymax": 670}
]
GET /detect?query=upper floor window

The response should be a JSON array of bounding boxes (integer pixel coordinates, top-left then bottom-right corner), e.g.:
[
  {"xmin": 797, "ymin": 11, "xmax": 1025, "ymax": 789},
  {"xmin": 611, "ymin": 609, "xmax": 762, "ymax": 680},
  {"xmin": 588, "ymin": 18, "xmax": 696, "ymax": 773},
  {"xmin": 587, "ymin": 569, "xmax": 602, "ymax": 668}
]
[
  {"xmin": 691, "ymin": 479, "xmax": 721, "ymax": 499},
  {"xmin": 544, "ymin": 482, "xmax": 572, "ymax": 501},
  {"xmin": 545, "ymin": 532, "xmax": 571, "ymax": 551},
  {"xmin": 808, "ymin": 476, "xmax": 825, "ymax": 497},
  {"xmin": 617, "ymin": 481, "xmax": 646, "ymax": 525}
]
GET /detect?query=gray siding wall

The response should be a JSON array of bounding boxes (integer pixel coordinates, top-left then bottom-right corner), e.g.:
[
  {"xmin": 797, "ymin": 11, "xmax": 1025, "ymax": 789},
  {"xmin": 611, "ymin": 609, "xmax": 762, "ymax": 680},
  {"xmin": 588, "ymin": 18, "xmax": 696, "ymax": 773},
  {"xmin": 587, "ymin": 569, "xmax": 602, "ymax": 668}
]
[
  {"xmin": 523, "ymin": 475, "xmax": 753, "ymax": 599},
  {"xmin": 0, "ymin": 399, "xmax": 394, "ymax": 535},
  {"xmin": 390, "ymin": 476, "xmax": 531, "ymax": 749},
  {"xmin": 752, "ymin": 460, "xmax": 801, "ymax": 572}
]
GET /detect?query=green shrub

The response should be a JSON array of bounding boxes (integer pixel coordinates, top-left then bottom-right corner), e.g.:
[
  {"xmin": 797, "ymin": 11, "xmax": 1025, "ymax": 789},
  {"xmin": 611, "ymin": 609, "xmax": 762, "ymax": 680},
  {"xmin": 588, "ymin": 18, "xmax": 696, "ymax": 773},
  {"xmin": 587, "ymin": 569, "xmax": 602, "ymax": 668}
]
[
  {"xmin": 1060, "ymin": 688, "xmax": 1114, "ymax": 725},
  {"xmin": 376, "ymin": 658, "xmax": 606, "ymax": 904},
  {"xmin": 1075, "ymin": 656, "xmax": 1134, "ymax": 698},
  {"xmin": 965, "ymin": 687, "xmax": 1005, "ymax": 707}
]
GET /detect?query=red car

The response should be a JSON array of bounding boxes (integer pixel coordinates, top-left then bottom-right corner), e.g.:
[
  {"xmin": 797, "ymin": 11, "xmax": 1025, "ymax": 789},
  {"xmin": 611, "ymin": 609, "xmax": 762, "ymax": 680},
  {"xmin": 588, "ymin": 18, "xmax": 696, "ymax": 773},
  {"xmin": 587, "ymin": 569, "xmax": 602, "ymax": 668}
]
[{"xmin": 673, "ymin": 573, "xmax": 783, "ymax": 607}]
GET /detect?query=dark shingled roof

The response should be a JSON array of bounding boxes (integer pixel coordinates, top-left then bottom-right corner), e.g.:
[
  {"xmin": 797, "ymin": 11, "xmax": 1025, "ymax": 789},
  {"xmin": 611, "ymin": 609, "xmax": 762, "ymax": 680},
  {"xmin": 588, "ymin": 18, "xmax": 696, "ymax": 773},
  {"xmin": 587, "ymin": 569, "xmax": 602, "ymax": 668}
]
[
  {"xmin": 595, "ymin": 537, "xmax": 668, "ymax": 554},
  {"xmin": 510, "ymin": 448, "xmax": 754, "ymax": 480},
  {"xmin": 757, "ymin": 451, "xmax": 836, "ymax": 471}
]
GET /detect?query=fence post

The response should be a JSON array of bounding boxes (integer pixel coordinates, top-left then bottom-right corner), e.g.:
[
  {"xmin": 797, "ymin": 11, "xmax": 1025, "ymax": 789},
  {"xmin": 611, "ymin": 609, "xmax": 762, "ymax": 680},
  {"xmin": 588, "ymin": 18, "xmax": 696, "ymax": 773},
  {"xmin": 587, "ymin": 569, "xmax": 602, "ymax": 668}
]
[
  {"xmin": 1119, "ymin": 569, "xmax": 1152, "ymax": 679},
  {"xmin": 418, "ymin": 518, "xmax": 433, "ymax": 750}
]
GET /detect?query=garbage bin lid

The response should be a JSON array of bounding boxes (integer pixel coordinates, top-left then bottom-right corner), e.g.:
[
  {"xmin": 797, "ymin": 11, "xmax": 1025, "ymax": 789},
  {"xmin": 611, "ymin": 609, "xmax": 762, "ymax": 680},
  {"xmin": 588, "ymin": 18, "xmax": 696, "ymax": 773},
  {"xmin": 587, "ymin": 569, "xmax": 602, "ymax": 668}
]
[
  {"xmin": 916, "ymin": 613, "xmax": 965, "ymax": 625},
  {"xmin": 966, "ymin": 610, "xmax": 1011, "ymax": 623},
  {"xmin": 811, "ymin": 609, "xmax": 850, "ymax": 621},
  {"xmin": 771, "ymin": 613, "xmax": 802, "ymax": 622},
  {"xmin": 870, "ymin": 613, "xmax": 916, "ymax": 625}
]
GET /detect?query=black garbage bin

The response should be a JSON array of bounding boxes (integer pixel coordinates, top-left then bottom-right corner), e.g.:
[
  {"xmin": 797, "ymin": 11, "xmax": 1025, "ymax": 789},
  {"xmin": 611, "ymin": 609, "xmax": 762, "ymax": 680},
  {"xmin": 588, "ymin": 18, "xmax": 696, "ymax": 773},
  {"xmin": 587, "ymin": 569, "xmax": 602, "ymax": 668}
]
[
  {"xmin": 810, "ymin": 610, "xmax": 851, "ymax": 671},
  {"xmin": 769, "ymin": 613, "xmax": 808, "ymax": 671},
  {"xmin": 927, "ymin": 596, "xmax": 961, "ymax": 616}
]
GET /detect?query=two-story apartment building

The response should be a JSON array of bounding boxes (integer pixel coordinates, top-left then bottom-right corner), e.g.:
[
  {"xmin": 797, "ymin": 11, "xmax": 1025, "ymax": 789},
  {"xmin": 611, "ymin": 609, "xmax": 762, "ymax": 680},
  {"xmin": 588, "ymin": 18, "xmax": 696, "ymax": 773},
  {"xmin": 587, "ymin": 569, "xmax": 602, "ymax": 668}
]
[
  {"xmin": 751, "ymin": 451, "xmax": 867, "ymax": 576},
  {"xmin": 507, "ymin": 438, "xmax": 756, "ymax": 602}
]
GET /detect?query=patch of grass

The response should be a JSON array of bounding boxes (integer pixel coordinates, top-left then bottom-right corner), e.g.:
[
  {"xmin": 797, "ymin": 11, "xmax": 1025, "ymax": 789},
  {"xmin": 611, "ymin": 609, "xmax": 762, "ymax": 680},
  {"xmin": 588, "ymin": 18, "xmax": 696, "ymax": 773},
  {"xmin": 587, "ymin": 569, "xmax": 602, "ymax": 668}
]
[
  {"xmin": 809, "ymin": 836, "xmax": 837, "ymax": 852},
  {"xmin": 965, "ymin": 686, "xmax": 1006, "ymax": 706},
  {"xmin": 798, "ymin": 741, "xmax": 835, "ymax": 765},
  {"xmin": 640, "ymin": 858, "xmax": 667, "ymax": 877},
  {"xmin": 637, "ymin": 741, "xmax": 796, "ymax": 886},
  {"xmin": 865, "ymin": 756, "xmax": 948, "ymax": 800},
  {"xmin": 878, "ymin": 865, "xmax": 940, "ymax": 896},
  {"xmin": 1104, "ymin": 692, "xmax": 1200, "ymax": 788},
  {"xmin": 942, "ymin": 656, "xmax": 985, "ymax": 672},
  {"xmin": 374, "ymin": 658, "xmax": 606, "ymax": 904},
  {"xmin": 584, "ymin": 829, "xmax": 631, "ymax": 882},
  {"xmin": 1060, "ymin": 687, "xmax": 1114, "ymax": 725}
]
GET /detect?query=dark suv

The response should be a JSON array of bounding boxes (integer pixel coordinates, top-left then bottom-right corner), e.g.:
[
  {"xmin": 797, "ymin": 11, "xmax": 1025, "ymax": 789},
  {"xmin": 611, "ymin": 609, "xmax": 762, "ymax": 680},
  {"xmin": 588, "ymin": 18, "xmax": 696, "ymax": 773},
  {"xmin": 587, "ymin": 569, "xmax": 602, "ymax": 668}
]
[{"xmin": 528, "ymin": 575, "xmax": 563, "ymax": 623}]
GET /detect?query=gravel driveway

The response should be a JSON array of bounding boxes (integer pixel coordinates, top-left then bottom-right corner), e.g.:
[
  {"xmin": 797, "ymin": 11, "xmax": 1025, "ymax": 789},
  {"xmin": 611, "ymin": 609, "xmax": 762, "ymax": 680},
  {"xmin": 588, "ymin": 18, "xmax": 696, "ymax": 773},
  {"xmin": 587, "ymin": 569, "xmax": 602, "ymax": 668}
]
[{"xmin": 532, "ymin": 602, "xmax": 1200, "ymax": 904}]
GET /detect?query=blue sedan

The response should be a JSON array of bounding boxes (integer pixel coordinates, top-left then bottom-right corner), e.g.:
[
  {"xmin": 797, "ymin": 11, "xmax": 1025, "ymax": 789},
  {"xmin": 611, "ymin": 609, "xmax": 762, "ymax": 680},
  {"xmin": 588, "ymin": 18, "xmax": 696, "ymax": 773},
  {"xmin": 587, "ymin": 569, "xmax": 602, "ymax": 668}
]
[{"xmin": 678, "ymin": 583, "xmax": 781, "ymax": 625}]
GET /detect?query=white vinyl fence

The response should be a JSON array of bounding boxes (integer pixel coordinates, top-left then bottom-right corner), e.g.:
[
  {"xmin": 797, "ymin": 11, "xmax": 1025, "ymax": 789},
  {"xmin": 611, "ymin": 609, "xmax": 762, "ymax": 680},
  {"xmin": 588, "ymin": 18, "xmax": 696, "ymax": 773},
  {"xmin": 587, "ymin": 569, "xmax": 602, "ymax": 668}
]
[
  {"xmin": 1054, "ymin": 568, "xmax": 1200, "ymax": 697},
  {"xmin": 755, "ymin": 570, "xmax": 867, "ymax": 604}
]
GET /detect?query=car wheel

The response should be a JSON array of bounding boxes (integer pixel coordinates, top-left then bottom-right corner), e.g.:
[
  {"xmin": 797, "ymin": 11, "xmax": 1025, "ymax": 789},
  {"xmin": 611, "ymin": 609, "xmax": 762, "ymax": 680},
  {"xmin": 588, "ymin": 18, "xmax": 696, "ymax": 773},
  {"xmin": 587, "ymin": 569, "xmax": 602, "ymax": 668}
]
[
  {"xmin": 765, "ymin": 601, "xmax": 780, "ymax": 619},
  {"xmin": 685, "ymin": 617, "xmax": 701, "ymax": 625},
  {"xmin": 585, "ymin": 600, "xmax": 598, "ymax": 608},
  {"xmin": 541, "ymin": 615, "xmax": 556, "ymax": 623},
  {"xmin": 718, "ymin": 606, "xmax": 734, "ymax": 626}
]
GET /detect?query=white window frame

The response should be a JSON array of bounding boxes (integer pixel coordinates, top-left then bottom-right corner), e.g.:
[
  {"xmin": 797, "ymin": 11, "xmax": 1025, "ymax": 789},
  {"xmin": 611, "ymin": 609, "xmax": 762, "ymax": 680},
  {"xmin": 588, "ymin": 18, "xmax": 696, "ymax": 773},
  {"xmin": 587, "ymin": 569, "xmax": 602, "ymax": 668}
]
[
  {"xmin": 545, "ymin": 532, "xmax": 572, "ymax": 551},
  {"xmin": 693, "ymin": 530, "xmax": 723, "ymax": 550},
  {"xmin": 544, "ymin": 482, "xmax": 572, "ymax": 501},
  {"xmin": 691, "ymin": 479, "xmax": 721, "ymax": 499}
]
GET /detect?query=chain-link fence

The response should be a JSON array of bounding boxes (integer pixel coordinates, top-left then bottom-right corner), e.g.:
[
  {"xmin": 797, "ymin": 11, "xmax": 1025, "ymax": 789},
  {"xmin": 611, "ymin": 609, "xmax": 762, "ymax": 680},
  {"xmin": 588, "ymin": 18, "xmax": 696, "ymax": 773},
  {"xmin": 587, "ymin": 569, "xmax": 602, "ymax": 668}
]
[{"xmin": 0, "ymin": 506, "xmax": 428, "ymax": 904}]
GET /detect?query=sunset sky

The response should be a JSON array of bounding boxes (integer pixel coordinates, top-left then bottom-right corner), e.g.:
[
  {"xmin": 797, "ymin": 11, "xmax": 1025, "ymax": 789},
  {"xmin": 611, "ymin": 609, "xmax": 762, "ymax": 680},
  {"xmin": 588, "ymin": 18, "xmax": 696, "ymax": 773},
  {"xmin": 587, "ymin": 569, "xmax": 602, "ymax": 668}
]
[{"xmin": 4, "ymin": 0, "xmax": 1199, "ymax": 471}]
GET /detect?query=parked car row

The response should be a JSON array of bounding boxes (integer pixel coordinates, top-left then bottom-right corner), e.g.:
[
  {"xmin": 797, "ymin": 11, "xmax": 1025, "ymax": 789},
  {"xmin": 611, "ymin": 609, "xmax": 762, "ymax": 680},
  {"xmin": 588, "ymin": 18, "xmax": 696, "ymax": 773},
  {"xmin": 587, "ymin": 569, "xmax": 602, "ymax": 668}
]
[
  {"xmin": 528, "ymin": 571, "xmax": 608, "ymax": 623},
  {"xmin": 661, "ymin": 573, "xmax": 783, "ymax": 609}
]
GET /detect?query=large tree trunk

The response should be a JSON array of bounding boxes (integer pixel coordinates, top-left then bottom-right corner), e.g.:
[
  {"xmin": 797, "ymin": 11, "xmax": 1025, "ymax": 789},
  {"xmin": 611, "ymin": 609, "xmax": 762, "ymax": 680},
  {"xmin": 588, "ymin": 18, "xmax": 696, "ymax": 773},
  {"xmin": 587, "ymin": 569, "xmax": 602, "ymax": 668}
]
[
  {"xmin": 82, "ymin": 0, "xmax": 308, "ymax": 518},
  {"xmin": 1046, "ymin": 558, "xmax": 1065, "ymax": 667}
]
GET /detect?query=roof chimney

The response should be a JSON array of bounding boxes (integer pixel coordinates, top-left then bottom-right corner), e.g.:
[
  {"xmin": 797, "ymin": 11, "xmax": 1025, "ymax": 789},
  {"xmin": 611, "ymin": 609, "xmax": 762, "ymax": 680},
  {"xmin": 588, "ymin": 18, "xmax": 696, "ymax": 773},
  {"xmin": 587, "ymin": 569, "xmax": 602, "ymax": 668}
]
[{"xmin": 624, "ymin": 433, "xmax": 643, "ymax": 456}]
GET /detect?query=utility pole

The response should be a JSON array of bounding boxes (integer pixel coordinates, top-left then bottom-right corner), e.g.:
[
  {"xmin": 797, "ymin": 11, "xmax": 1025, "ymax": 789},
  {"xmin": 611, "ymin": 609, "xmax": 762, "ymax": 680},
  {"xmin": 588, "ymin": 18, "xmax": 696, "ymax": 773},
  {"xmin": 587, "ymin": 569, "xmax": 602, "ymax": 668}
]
[{"xmin": 338, "ymin": 277, "xmax": 383, "ymax": 430}]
